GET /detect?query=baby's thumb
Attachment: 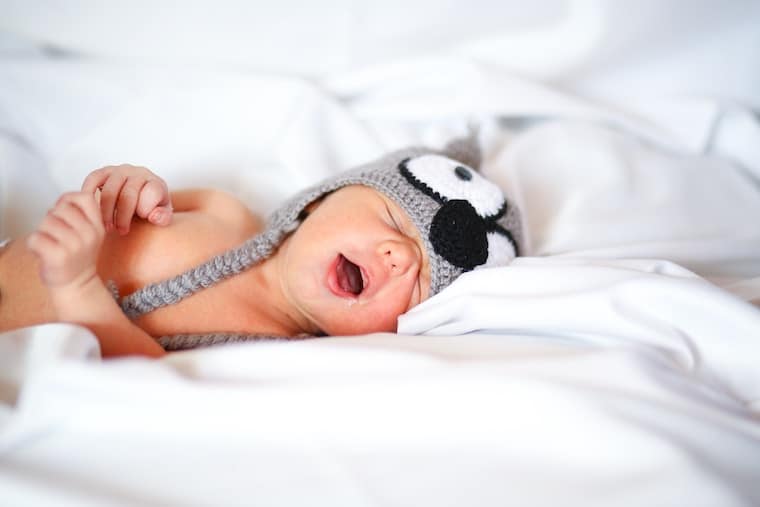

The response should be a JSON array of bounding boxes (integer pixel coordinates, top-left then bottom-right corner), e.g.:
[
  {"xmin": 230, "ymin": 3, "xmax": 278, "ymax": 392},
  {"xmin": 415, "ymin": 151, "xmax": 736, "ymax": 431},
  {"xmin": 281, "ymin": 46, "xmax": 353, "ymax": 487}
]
[
  {"xmin": 147, "ymin": 206, "xmax": 172, "ymax": 226},
  {"xmin": 138, "ymin": 179, "xmax": 172, "ymax": 226}
]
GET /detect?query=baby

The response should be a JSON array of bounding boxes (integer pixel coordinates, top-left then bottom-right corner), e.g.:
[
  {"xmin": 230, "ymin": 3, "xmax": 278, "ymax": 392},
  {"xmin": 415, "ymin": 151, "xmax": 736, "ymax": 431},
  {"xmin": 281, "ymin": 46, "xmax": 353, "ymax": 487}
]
[{"xmin": 0, "ymin": 135, "xmax": 523, "ymax": 358}]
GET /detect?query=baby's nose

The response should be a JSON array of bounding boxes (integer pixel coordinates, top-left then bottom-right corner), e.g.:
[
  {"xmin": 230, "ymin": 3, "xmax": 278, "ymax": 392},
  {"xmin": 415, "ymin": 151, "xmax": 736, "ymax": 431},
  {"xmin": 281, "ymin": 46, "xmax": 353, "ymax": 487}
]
[{"xmin": 377, "ymin": 239, "xmax": 418, "ymax": 276}]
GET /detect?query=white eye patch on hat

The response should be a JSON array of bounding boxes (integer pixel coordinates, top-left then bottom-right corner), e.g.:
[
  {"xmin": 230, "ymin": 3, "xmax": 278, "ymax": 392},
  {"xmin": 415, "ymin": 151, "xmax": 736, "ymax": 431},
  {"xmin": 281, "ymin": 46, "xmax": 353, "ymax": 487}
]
[{"xmin": 399, "ymin": 154, "xmax": 518, "ymax": 271}]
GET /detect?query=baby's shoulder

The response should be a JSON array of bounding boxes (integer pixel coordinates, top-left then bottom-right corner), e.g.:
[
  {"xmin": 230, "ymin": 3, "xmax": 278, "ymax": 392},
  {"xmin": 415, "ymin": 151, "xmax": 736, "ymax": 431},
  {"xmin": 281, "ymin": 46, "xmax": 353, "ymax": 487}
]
[
  {"xmin": 169, "ymin": 190, "xmax": 264, "ymax": 256},
  {"xmin": 171, "ymin": 188, "xmax": 261, "ymax": 232}
]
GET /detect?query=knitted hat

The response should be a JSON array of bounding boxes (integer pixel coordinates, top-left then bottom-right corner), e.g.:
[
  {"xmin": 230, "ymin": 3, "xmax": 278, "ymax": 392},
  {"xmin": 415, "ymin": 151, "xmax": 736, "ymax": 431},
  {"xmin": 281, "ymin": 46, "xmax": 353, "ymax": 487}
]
[{"xmin": 118, "ymin": 131, "xmax": 524, "ymax": 349}]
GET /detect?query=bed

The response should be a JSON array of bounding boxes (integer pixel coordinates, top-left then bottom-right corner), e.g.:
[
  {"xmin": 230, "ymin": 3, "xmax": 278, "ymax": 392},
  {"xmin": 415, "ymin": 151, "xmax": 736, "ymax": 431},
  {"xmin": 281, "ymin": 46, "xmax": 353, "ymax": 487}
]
[{"xmin": 1, "ymin": 1, "xmax": 760, "ymax": 506}]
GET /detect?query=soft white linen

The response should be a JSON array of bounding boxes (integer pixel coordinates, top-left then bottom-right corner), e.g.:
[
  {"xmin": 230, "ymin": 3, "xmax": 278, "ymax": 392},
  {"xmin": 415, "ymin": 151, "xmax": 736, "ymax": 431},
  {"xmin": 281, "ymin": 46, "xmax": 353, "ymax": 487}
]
[
  {"xmin": 3, "ymin": 0, "xmax": 759, "ymax": 110},
  {"xmin": 1, "ymin": 320, "xmax": 760, "ymax": 507},
  {"xmin": 2, "ymin": 2, "xmax": 760, "ymax": 506},
  {"xmin": 401, "ymin": 258, "xmax": 760, "ymax": 409}
]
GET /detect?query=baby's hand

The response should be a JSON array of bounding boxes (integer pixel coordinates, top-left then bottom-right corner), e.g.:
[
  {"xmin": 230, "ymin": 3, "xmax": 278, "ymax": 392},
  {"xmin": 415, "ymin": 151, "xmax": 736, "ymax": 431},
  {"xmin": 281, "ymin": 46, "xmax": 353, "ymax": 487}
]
[
  {"xmin": 82, "ymin": 164, "xmax": 173, "ymax": 235},
  {"xmin": 27, "ymin": 192, "xmax": 106, "ymax": 288}
]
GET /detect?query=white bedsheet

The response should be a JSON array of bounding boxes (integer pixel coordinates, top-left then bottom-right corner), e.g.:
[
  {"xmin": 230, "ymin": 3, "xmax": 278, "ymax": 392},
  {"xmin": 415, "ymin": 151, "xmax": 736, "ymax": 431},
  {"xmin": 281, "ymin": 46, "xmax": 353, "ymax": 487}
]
[{"xmin": 2, "ymin": 3, "xmax": 760, "ymax": 506}]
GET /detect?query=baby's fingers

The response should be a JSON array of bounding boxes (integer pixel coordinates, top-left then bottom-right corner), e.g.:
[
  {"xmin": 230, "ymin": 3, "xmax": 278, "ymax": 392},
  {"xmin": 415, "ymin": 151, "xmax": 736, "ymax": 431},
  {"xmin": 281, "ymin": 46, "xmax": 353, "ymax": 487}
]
[
  {"xmin": 27, "ymin": 193, "xmax": 104, "ymax": 286},
  {"xmin": 65, "ymin": 192, "xmax": 105, "ymax": 230},
  {"xmin": 47, "ymin": 193, "xmax": 104, "ymax": 240},
  {"xmin": 35, "ymin": 212, "xmax": 79, "ymax": 250},
  {"xmin": 82, "ymin": 165, "xmax": 171, "ymax": 231},
  {"xmin": 26, "ymin": 230, "xmax": 56, "ymax": 256},
  {"xmin": 97, "ymin": 172, "xmax": 128, "ymax": 232},
  {"xmin": 82, "ymin": 167, "xmax": 116, "ymax": 229},
  {"xmin": 26, "ymin": 231, "xmax": 65, "ymax": 284},
  {"xmin": 137, "ymin": 179, "xmax": 172, "ymax": 226},
  {"xmin": 81, "ymin": 166, "xmax": 112, "ymax": 194},
  {"xmin": 114, "ymin": 178, "xmax": 148, "ymax": 235}
]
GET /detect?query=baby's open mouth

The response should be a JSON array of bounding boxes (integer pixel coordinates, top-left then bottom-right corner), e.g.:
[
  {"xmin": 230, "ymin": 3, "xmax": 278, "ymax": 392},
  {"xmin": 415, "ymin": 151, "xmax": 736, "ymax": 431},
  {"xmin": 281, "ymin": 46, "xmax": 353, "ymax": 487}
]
[{"xmin": 336, "ymin": 254, "xmax": 364, "ymax": 295}]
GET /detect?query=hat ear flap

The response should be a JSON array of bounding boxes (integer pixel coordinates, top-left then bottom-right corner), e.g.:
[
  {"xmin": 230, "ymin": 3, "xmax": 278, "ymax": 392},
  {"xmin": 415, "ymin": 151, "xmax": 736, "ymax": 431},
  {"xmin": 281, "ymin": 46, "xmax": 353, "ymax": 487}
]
[{"xmin": 439, "ymin": 126, "xmax": 482, "ymax": 171}]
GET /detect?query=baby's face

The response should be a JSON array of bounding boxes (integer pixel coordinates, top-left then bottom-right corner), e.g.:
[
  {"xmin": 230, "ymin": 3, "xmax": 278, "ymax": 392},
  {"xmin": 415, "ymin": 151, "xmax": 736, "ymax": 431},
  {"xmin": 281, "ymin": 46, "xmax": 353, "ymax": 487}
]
[{"xmin": 276, "ymin": 185, "xmax": 431, "ymax": 335}]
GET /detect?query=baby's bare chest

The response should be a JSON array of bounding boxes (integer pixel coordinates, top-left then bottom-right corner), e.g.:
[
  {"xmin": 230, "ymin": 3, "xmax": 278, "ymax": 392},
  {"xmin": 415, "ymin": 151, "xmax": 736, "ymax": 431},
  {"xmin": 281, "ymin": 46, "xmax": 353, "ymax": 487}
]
[
  {"xmin": 102, "ymin": 212, "xmax": 263, "ymax": 335},
  {"xmin": 100, "ymin": 212, "xmax": 254, "ymax": 294}
]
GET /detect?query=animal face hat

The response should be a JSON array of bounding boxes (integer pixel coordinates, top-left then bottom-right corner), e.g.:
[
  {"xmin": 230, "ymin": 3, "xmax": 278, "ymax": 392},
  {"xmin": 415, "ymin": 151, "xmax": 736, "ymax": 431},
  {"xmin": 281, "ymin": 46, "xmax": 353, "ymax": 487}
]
[
  {"xmin": 119, "ymin": 132, "xmax": 523, "ymax": 348},
  {"xmin": 266, "ymin": 139, "xmax": 523, "ymax": 296}
]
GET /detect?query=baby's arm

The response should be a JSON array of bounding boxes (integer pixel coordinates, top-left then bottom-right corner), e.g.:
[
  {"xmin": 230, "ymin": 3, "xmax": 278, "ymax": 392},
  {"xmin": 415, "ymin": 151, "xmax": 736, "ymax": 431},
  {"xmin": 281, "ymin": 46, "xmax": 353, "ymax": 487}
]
[{"xmin": 27, "ymin": 192, "xmax": 166, "ymax": 358}]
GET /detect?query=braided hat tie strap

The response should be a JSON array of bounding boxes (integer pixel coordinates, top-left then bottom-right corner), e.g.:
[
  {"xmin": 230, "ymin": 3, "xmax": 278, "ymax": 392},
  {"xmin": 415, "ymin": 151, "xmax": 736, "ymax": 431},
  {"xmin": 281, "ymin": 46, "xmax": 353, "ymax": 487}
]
[
  {"xmin": 120, "ymin": 229, "xmax": 282, "ymax": 318},
  {"xmin": 157, "ymin": 333, "xmax": 301, "ymax": 351}
]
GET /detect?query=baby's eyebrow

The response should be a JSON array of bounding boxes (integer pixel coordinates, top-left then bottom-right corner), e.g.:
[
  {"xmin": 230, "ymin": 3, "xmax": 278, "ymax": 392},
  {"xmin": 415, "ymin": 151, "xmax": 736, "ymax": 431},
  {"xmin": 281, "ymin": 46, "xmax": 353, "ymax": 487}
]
[
  {"xmin": 385, "ymin": 200, "xmax": 418, "ymax": 239},
  {"xmin": 383, "ymin": 201, "xmax": 402, "ymax": 229}
]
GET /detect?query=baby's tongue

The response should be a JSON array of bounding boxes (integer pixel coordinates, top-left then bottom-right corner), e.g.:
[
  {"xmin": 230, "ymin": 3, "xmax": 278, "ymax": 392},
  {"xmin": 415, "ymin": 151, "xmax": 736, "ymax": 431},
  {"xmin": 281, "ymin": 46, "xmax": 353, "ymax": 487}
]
[{"xmin": 338, "ymin": 255, "xmax": 363, "ymax": 295}]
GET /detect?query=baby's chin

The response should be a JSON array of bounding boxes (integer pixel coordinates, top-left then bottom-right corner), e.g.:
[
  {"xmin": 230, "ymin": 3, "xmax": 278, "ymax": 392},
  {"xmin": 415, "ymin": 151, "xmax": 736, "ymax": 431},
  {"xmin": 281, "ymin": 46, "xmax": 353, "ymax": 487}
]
[
  {"xmin": 292, "ymin": 285, "xmax": 403, "ymax": 336},
  {"xmin": 316, "ymin": 312, "xmax": 399, "ymax": 337}
]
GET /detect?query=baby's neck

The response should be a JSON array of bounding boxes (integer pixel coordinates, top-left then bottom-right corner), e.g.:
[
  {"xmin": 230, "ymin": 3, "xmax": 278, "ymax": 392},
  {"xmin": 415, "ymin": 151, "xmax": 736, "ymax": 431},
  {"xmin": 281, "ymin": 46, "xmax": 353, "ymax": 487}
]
[{"xmin": 238, "ymin": 255, "xmax": 320, "ymax": 338}]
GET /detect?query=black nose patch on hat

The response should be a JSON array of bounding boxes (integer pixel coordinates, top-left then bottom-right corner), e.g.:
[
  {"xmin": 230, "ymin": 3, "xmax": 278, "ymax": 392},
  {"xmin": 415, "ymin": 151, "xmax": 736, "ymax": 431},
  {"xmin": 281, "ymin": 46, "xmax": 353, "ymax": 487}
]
[
  {"xmin": 430, "ymin": 199, "xmax": 488, "ymax": 270},
  {"xmin": 398, "ymin": 155, "xmax": 518, "ymax": 270}
]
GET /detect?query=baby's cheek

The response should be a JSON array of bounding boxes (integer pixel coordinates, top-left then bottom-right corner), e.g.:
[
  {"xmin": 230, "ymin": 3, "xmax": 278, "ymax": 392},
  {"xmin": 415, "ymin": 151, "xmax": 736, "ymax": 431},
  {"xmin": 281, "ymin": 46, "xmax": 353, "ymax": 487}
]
[
  {"xmin": 357, "ymin": 302, "xmax": 405, "ymax": 334},
  {"xmin": 363, "ymin": 311, "xmax": 399, "ymax": 334},
  {"xmin": 321, "ymin": 304, "xmax": 399, "ymax": 335}
]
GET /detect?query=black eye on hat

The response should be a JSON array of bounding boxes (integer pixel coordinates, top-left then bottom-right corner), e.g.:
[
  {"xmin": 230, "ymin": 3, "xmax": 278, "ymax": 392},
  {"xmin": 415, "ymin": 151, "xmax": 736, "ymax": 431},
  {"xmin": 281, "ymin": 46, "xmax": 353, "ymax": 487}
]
[{"xmin": 454, "ymin": 166, "xmax": 472, "ymax": 181}]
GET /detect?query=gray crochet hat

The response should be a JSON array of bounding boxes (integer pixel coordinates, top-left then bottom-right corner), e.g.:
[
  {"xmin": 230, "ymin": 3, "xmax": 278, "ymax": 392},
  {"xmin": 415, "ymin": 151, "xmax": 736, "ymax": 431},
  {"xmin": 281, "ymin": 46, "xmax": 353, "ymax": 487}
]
[{"xmin": 118, "ymin": 132, "xmax": 524, "ymax": 350}]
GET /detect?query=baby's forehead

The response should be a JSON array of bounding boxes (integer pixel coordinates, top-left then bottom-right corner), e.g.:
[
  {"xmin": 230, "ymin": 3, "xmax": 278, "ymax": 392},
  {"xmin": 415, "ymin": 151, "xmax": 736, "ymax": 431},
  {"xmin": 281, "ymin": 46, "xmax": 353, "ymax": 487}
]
[{"xmin": 338, "ymin": 184, "xmax": 417, "ymax": 223}]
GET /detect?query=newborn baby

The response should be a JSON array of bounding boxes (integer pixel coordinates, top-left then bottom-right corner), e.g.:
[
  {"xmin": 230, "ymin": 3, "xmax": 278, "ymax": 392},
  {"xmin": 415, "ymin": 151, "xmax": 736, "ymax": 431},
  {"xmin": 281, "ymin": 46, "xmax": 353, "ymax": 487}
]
[{"xmin": 0, "ymin": 134, "xmax": 523, "ymax": 358}]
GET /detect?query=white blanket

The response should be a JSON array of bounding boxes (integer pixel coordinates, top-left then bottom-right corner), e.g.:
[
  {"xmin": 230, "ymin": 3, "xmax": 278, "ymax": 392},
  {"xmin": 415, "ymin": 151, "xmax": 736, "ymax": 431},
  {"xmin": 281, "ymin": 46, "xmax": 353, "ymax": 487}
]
[{"xmin": 2, "ymin": 3, "xmax": 760, "ymax": 506}]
